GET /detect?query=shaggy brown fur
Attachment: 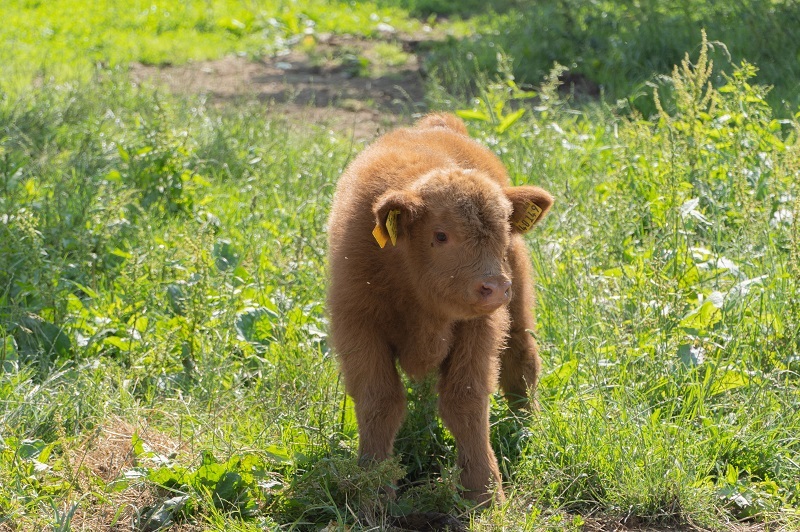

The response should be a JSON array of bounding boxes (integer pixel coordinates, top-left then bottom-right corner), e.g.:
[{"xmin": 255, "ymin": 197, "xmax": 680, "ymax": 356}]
[{"xmin": 327, "ymin": 113, "xmax": 553, "ymax": 505}]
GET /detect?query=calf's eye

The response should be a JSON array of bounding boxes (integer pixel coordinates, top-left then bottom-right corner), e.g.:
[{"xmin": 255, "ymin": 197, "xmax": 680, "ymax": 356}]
[{"xmin": 434, "ymin": 231, "xmax": 448, "ymax": 243}]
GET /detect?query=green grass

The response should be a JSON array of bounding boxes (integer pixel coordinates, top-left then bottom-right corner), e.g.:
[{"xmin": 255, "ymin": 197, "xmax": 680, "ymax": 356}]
[
  {"xmin": 0, "ymin": 0, "xmax": 421, "ymax": 94},
  {"xmin": 2, "ymin": 1, "xmax": 800, "ymax": 530}
]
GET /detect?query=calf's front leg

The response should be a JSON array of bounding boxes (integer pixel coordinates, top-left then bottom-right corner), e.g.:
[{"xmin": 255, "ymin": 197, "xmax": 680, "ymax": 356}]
[
  {"xmin": 437, "ymin": 315, "xmax": 507, "ymax": 506},
  {"xmin": 338, "ymin": 334, "xmax": 407, "ymax": 463}
]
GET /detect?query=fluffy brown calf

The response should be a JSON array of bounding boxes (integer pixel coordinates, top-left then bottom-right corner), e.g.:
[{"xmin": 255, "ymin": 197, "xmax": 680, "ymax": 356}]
[{"xmin": 326, "ymin": 113, "xmax": 553, "ymax": 505}]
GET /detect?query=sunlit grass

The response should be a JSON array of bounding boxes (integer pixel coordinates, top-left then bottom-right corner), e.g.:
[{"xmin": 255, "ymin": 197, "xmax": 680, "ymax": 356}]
[{"xmin": 0, "ymin": 0, "xmax": 422, "ymax": 93}]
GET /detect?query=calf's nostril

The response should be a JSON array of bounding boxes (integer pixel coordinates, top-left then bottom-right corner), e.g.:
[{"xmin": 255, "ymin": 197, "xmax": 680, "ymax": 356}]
[
  {"xmin": 480, "ymin": 284, "xmax": 494, "ymax": 298},
  {"xmin": 498, "ymin": 280, "xmax": 512, "ymax": 298}
]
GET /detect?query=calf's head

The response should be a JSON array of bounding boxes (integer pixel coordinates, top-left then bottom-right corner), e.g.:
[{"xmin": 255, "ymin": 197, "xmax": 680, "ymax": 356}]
[{"xmin": 373, "ymin": 169, "xmax": 553, "ymax": 319}]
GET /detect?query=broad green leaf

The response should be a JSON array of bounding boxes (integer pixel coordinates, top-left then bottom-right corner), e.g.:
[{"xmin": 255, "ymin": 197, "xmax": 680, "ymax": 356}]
[
  {"xmin": 166, "ymin": 283, "xmax": 187, "ymax": 316},
  {"xmin": 117, "ymin": 145, "xmax": 130, "ymax": 162},
  {"xmin": 148, "ymin": 466, "xmax": 190, "ymax": 489},
  {"xmin": 455, "ymin": 109, "xmax": 490, "ymax": 122},
  {"xmin": 540, "ymin": 359, "xmax": 578, "ymax": 389},
  {"xmin": 235, "ymin": 307, "xmax": 277, "ymax": 345},
  {"xmin": 678, "ymin": 343, "xmax": 705, "ymax": 366},
  {"xmin": 132, "ymin": 432, "xmax": 146, "ymax": 457},
  {"xmin": 264, "ymin": 445, "xmax": 293, "ymax": 464},
  {"xmin": 709, "ymin": 369, "xmax": 751, "ymax": 396},
  {"xmin": 194, "ymin": 451, "xmax": 226, "ymax": 488},
  {"xmin": 236, "ymin": 454, "xmax": 265, "ymax": 482},
  {"xmin": 497, "ymin": 108, "xmax": 526, "ymax": 134},
  {"xmin": 1, "ymin": 336, "xmax": 18, "ymax": 373},
  {"xmin": 214, "ymin": 239, "xmax": 240, "ymax": 270},
  {"xmin": 109, "ymin": 248, "xmax": 132, "ymax": 260},
  {"xmin": 37, "ymin": 442, "xmax": 54, "ymax": 463},
  {"xmin": 18, "ymin": 439, "xmax": 46, "ymax": 460},
  {"xmin": 105, "ymin": 169, "xmax": 122, "ymax": 182},
  {"xmin": 680, "ymin": 299, "xmax": 722, "ymax": 331},
  {"xmin": 16, "ymin": 315, "xmax": 71, "ymax": 358},
  {"xmin": 212, "ymin": 471, "xmax": 246, "ymax": 509},
  {"xmin": 104, "ymin": 336, "xmax": 137, "ymax": 351},
  {"xmin": 191, "ymin": 174, "xmax": 211, "ymax": 187},
  {"xmin": 137, "ymin": 495, "xmax": 190, "ymax": 531}
]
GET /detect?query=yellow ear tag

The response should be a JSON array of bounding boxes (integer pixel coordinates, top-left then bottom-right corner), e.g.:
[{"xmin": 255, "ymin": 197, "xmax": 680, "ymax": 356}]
[
  {"xmin": 514, "ymin": 201, "xmax": 543, "ymax": 232},
  {"xmin": 386, "ymin": 209, "xmax": 399, "ymax": 246},
  {"xmin": 372, "ymin": 224, "xmax": 388, "ymax": 248},
  {"xmin": 372, "ymin": 209, "xmax": 400, "ymax": 248}
]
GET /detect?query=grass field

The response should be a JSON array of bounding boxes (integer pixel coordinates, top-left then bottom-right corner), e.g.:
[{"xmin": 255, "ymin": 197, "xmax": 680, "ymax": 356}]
[{"xmin": 2, "ymin": 1, "xmax": 800, "ymax": 530}]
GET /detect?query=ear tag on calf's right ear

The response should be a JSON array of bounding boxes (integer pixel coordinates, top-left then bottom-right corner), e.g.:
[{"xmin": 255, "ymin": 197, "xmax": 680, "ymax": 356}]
[
  {"xmin": 386, "ymin": 209, "xmax": 399, "ymax": 246},
  {"xmin": 514, "ymin": 200, "xmax": 543, "ymax": 232},
  {"xmin": 372, "ymin": 209, "xmax": 400, "ymax": 248}
]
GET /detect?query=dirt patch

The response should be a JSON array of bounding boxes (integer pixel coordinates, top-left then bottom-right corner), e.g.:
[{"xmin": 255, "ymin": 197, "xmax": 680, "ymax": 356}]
[
  {"xmin": 130, "ymin": 34, "xmax": 430, "ymax": 139},
  {"xmin": 65, "ymin": 415, "xmax": 190, "ymax": 531}
]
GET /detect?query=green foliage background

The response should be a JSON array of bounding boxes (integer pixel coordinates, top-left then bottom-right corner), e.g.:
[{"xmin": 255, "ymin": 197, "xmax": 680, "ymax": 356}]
[{"xmin": 1, "ymin": 0, "xmax": 799, "ymax": 530}]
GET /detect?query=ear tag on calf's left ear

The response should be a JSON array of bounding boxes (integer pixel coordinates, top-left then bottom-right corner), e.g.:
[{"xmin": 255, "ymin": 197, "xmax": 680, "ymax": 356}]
[
  {"xmin": 514, "ymin": 200, "xmax": 543, "ymax": 232},
  {"xmin": 372, "ymin": 224, "xmax": 389, "ymax": 248},
  {"xmin": 372, "ymin": 209, "xmax": 400, "ymax": 248}
]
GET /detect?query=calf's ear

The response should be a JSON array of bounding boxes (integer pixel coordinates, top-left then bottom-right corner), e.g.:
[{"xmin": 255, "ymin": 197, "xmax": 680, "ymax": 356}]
[
  {"xmin": 372, "ymin": 189, "xmax": 424, "ymax": 248},
  {"xmin": 504, "ymin": 186, "xmax": 553, "ymax": 233}
]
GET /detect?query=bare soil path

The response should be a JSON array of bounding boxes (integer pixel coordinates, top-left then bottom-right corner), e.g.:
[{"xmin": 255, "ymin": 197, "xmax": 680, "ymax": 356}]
[{"xmin": 130, "ymin": 33, "xmax": 429, "ymax": 139}]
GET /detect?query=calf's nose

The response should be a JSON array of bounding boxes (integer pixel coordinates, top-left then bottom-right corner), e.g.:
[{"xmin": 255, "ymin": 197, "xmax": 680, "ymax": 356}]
[{"xmin": 479, "ymin": 278, "xmax": 512, "ymax": 302}]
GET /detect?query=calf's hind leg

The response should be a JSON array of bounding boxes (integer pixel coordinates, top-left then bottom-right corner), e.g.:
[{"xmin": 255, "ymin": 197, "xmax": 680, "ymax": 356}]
[{"xmin": 499, "ymin": 234, "xmax": 542, "ymax": 410}]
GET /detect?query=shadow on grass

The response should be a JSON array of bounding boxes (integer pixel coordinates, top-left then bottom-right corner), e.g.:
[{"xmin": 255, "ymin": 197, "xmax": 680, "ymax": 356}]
[
  {"xmin": 415, "ymin": 0, "xmax": 800, "ymax": 115},
  {"xmin": 373, "ymin": 0, "xmax": 520, "ymax": 18}
]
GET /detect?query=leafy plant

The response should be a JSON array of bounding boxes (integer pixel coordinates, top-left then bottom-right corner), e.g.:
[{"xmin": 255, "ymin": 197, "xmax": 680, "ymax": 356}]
[
  {"xmin": 456, "ymin": 53, "xmax": 538, "ymax": 134},
  {"xmin": 138, "ymin": 448, "xmax": 279, "ymax": 527}
]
